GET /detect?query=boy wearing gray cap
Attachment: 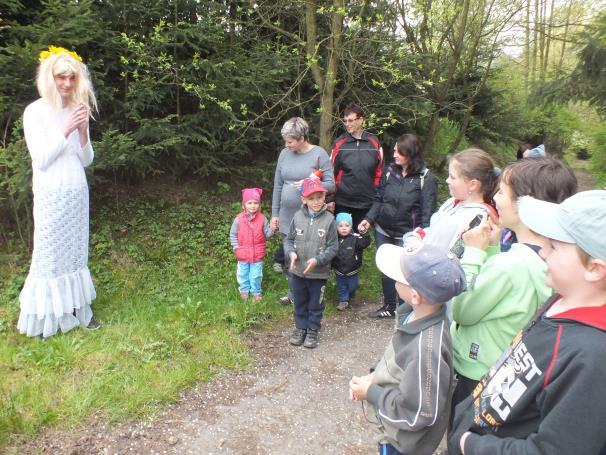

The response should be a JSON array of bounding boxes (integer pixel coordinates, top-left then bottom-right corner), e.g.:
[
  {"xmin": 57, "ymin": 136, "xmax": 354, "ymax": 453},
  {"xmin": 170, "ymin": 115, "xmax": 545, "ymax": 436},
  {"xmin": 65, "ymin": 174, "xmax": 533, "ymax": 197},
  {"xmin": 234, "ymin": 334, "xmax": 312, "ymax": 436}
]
[
  {"xmin": 449, "ymin": 190, "xmax": 606, "ymax": 455},
  {"xmin": 349, "ymin": 243, "xmax": 467, "ymax": 455}
]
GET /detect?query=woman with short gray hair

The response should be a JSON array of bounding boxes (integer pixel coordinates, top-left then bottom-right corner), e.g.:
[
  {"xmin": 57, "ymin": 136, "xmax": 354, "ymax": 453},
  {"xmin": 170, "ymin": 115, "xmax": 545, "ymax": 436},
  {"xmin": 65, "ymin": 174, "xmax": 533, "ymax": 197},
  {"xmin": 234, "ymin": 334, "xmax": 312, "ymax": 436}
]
[
  {"xmin": 280, "ymin": 117, "xmax": 309, "ymax": 140},
  {"xmin": 271, "ymin": 117, "xmax": 335, "ymax": 304}
]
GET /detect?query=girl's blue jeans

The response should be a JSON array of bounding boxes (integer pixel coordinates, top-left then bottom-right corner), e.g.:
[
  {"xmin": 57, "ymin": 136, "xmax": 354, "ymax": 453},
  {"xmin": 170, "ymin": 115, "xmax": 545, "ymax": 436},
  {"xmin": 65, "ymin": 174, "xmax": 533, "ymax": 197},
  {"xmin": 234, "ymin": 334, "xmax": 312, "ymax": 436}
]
[{"xmin": 237, "ymin": 261, "xmax": 264, "ymax": 296}]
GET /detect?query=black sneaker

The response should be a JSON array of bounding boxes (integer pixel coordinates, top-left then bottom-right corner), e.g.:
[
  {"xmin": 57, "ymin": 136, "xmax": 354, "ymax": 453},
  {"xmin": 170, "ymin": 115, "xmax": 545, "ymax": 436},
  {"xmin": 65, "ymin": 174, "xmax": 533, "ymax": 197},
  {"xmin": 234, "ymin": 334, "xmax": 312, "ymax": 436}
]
[
  {"xmin": 368, "ymin": 305, "xmax": 396, "ymax": 319},
  {"xmin": 86, "ymin": 319, "xmax": 101, "ymax": 330},
  {"xmin": 303, "ymin": 329, "xmax": 319, "ymax": 349},
  {"xmin": 289, "ymin": 328, "xmax": 306, "ymax": 346},
  {"xmin": 279, "ymin": 295, "xmax": 292, "ymax": 305}
]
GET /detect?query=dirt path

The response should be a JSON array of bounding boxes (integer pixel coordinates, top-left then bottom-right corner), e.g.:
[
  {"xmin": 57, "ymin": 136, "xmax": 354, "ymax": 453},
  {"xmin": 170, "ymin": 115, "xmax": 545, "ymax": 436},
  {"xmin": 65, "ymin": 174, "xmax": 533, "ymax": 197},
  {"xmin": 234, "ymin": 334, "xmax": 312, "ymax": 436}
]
[
  {"xmin": 570, "ymin": 159, "xmax": 597, "ymax": 191},
  {"xmin": 10, "ymin": 301, "xmax": 400, "ymax": 454}
]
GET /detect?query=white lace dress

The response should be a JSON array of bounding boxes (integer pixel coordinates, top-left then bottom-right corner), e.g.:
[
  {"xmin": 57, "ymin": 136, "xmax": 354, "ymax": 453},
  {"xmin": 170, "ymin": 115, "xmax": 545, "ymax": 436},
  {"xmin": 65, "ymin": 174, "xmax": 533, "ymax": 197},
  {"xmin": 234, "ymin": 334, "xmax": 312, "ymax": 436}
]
[{"xmin": 17, "ymin": 99, "xmax": 96, "ymax": 338}]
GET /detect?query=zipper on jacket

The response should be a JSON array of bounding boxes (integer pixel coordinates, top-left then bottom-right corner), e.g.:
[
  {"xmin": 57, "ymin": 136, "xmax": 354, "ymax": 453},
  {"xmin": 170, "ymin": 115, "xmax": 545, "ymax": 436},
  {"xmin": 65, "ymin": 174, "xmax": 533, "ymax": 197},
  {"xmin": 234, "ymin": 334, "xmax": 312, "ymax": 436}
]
[{"xmin": 525, "ymin": 319, "xmax": 537, "ymax": 334}]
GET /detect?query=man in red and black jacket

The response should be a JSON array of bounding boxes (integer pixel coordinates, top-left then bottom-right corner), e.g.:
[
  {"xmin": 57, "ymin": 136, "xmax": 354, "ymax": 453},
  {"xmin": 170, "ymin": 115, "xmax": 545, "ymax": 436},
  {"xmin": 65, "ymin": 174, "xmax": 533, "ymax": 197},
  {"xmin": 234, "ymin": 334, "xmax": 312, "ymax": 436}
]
[{"xmin": 329, "ymin": 103, "xmax": 383, "ymax": 232}]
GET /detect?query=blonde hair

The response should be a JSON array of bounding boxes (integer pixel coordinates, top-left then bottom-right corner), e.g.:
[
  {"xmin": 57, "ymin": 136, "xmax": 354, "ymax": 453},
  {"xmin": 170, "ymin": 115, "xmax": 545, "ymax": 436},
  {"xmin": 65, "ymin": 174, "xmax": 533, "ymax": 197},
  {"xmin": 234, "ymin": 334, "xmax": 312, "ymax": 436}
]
[{"xmin": 36, "ymin": 51, "xmax": 98, "ymax": 112}]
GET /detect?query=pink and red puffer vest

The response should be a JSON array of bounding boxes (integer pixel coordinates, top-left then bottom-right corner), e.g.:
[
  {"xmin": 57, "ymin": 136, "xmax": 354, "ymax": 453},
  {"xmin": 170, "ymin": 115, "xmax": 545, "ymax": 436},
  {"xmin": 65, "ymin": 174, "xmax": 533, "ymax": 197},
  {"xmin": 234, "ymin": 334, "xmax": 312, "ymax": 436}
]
[{"xmin": 235, "ymin": 211, "xmax": 267, "ymax": 263}]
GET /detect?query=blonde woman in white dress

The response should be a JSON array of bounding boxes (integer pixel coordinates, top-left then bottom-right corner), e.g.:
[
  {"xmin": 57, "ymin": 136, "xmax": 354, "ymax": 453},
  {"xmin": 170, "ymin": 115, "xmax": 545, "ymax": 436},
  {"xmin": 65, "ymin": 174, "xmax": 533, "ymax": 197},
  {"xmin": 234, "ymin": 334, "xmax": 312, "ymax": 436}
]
[{"xmin": 18, "ymin": 46, "xmax": 99, "ymax": 338}]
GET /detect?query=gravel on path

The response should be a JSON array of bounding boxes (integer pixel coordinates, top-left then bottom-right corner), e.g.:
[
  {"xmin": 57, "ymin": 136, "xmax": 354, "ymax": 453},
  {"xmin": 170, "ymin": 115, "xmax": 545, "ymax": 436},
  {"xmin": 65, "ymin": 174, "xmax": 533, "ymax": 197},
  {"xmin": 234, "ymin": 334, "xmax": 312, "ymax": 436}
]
[{"xmin": 8, "ymin": 300, "xmax": 396, "ymax": 455}]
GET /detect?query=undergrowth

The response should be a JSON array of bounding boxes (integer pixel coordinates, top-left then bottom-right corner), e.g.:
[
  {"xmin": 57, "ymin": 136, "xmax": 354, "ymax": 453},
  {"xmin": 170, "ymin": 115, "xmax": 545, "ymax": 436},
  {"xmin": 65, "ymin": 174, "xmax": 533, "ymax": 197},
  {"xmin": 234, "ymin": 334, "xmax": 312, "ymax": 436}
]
[{"xmin": 0, "ymin": 182, "xmax": 383, "ymax": 448}]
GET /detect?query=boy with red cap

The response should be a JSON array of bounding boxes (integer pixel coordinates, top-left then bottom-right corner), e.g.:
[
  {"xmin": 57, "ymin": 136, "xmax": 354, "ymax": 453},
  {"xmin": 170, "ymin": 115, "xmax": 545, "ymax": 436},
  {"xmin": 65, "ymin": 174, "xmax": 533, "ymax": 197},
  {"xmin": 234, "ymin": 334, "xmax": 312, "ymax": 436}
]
[
  {"xmin": 284, "ymin": 177, "xmax": 338, "ymax": 348},
  {"xmin": 230, "ymin": 188, "xmax": 274, "ymax": 301}
]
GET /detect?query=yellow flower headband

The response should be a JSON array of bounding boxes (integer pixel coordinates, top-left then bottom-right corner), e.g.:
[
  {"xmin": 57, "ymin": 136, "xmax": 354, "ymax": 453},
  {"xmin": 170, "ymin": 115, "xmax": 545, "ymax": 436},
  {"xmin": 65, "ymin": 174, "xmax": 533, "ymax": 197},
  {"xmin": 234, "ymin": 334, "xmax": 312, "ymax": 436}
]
[{"xmin": 38, "ymin": 45, "xmax": 83, "ymax": 63}]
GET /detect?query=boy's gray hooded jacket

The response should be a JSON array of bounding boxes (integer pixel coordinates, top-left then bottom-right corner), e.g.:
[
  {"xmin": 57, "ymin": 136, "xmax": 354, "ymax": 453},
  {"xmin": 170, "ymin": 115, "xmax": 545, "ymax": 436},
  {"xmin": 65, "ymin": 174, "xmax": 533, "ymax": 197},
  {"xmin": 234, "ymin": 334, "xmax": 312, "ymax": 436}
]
[
  {"xmin": 284, "ymin": 204, "xmax": 338, "ymax": 280},
  {"xmin": 366, "ymin": 304, "xmax": 454, "ymax": 455}
]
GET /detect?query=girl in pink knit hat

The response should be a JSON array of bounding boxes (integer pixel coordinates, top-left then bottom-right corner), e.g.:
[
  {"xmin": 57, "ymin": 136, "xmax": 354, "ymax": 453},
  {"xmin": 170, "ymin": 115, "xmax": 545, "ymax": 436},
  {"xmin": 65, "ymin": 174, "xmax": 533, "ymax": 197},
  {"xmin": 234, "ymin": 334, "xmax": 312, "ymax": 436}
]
[{"xmin": 229, "ymin": 188, "xmax": 275, "ymax": 301}]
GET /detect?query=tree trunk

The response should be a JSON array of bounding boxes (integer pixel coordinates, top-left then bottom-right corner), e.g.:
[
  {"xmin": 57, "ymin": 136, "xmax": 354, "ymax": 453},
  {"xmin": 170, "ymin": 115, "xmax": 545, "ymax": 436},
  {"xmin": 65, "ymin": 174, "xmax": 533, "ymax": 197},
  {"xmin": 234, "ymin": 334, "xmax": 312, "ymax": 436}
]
[
  {"xmin": 538, "ymin": 0, "xmax": 546, "ymax": 81},
  {"xmin": 557, "ymin": 0, "xmax": 573, "ymax": 76},
  {"xmin": 531, "ymin": 0, "xmax": 538, "ymax": 84},
  {"xmin": 524, "ymin": 0, "xmax": 530, "ymax": 94},
  {"xmin": 174, "ymin": 0, "xmax": 180, "ymax": 120},
  {"xmin": 541, "ymin": 0, "xmax": 555, "ymax": 79},
  {"xmin": 424, "ymin": 109, "xmax": 441, "ymax": 160},
  {"xmin": 122, "ymin": 0, "xmax": 129, "ymax": 132},
  {"xmin": 318, "ymin": 0, "xmax": 344, "ymax": 150},
  {"xmin": 305, "ymin": 0, "xmax": 344, "ymax": 150},
  {"xmin": 426, "ymin": 0, "xmax": 469, "ymax": 161},
  {"xmin": 305, "ymin": 0, "xmax": 324, "ymax": 94}
]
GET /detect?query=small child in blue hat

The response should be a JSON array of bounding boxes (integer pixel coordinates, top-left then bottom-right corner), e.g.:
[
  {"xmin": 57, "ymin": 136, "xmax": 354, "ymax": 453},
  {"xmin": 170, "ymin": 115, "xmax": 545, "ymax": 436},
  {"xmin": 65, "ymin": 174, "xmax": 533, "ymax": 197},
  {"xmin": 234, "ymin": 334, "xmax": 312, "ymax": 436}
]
[{"xmin": 331, "ymin": 212, "xmax": 371, "ymax": 310}]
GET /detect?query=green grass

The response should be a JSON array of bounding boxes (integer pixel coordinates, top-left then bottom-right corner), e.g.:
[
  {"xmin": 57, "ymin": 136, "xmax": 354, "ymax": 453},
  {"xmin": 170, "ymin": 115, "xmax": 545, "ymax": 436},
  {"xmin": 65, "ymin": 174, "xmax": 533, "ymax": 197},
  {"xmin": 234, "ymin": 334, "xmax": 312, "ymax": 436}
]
[{"xmin": 0, "ymin": 187, "xmax": 383, "ymax": 448}]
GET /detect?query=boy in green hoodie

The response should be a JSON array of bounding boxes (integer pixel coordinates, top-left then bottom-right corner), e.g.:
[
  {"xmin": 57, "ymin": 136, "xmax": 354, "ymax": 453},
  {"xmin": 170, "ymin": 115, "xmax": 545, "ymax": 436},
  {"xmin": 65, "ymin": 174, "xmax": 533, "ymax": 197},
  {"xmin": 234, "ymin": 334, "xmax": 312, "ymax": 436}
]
[{"xmin": 450, "ymin": 157, "xmax": 577, "ymax": 408}]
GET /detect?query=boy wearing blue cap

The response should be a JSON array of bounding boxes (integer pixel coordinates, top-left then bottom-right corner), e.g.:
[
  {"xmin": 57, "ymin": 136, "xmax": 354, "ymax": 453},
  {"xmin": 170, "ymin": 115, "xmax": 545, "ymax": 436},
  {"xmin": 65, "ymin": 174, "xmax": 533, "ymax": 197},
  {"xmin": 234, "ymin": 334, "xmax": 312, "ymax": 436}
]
[
  {"xmin": 332, "ymin": 212, "xmax": 371, "ymax": 310},
  {"xmin": 350, "ymin": 243, "xmax": 467, "ymax": 455},
  {"xmin": 449, "ymin": 190, "xmax": 606, "ymax": 455}
]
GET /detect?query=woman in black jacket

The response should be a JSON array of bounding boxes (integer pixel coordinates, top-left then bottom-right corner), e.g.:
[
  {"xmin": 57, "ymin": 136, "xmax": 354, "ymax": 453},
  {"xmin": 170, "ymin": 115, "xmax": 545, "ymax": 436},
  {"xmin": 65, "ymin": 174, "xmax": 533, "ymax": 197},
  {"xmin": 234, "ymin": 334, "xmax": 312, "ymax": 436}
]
[{"xmin": 359, "ymin": 134, "xmax": 438, "ymax": 318}]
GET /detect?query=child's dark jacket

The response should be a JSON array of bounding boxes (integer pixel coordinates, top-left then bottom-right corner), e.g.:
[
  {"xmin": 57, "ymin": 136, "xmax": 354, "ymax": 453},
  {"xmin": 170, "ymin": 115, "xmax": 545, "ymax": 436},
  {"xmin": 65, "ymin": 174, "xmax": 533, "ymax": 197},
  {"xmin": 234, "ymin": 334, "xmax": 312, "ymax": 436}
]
[
  {"xmin": 332, "ymin": 231, "xmax": 371, "ymax": 276},
  {"xmin": 284, "ymin": 204, "xmax": 337, "ymax": 280},
  {"xmin": 367, "ymin": 304, "xmax": 454, "ymax": 455},
  {"xmin": 448, "ymin": 295, "xmax": 606, "ymax": 455}
]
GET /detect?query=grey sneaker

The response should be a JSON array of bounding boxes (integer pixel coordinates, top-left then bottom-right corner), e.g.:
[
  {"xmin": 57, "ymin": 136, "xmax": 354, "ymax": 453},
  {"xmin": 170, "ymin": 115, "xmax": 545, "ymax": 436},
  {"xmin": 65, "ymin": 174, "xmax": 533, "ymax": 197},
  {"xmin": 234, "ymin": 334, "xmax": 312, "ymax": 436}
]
[
  {"xmin": 336, "ymin": 300, "xmax": 349, "ymax": 311},
  {"xmin": 303, "ymin": 329, "xmax": 319, "ymax": 349},
  {"xmin": 279, "ymin": 295, "xmax": 292, "ymax": 305},
  {"xmin": 86, "ymin": 319, "xmax": 101, "ymax": 330},
  {"xmin": 272, "ymin": 262, "xmax": 283, "ymax": 273},
  {"xmin": 289, "ymin": 328, "xmax": 307, "ymax": 346}
]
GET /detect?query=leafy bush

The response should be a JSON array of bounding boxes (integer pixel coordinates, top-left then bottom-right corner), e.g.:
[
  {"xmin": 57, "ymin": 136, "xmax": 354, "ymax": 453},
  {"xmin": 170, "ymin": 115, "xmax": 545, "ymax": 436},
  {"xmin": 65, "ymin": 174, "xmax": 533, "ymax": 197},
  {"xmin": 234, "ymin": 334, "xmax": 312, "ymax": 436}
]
[
  {"xmin": 591, "ymin": 125, "xmax": 606, "ymax": 187},
  {"xmin": 0, "ymin": 122, "xmax": 32, "ymax": 244},
  {"xmin": 569, "ymin": 131, "xmax": 592, "ymax": 160},
  {"xmin": 432, "ymin": 118, "xmax": 471, "ymax": 160},
  {"xmin": 0, "ymin": 182, "xmax": 384, "ymax": 447}
]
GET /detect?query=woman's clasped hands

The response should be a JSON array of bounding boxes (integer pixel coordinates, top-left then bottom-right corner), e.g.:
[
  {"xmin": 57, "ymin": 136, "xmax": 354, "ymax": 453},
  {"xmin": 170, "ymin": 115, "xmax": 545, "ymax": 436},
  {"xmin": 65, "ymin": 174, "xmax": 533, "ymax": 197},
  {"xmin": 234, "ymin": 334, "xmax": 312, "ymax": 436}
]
[{"xmin": 62, "ymin": 103, "xmax": 89, "ymax": 139}]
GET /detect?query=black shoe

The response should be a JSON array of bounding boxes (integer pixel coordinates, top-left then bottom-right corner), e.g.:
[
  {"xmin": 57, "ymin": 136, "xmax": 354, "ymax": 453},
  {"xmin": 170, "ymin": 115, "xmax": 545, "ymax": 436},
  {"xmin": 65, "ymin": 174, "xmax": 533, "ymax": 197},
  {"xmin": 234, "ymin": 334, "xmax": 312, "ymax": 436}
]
[
  {"xmin": 86, "ymin": 319, "xmax": 101, "ymax": 330},
  {"xmin": 279, "ymin": 295, "xmax": 292, "ymax": 305},
  {"xmin": 289, "ymin": 328, "xmax": 306, "ymax": 346},
  {"xmin": 303, "ymin": 329, "xmax": 319, "ymax": 349},
  {"xmin": 368, "ymin": 305, "xmax": 395, "ymax": 319}
]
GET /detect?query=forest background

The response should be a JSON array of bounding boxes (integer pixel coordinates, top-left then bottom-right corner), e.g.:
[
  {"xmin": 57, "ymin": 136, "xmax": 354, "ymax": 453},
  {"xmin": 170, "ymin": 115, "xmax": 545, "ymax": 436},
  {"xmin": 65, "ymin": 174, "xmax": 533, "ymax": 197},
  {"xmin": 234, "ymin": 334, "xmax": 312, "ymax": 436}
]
[{"xmin": 1, "ymin": 0, "xmax": 606, "ymax": 447}]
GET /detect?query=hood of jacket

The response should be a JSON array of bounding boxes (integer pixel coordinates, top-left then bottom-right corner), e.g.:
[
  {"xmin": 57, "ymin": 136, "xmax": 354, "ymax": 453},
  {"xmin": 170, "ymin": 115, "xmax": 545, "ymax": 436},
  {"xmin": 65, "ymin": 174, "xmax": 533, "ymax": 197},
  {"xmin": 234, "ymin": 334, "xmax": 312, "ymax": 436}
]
[
  {"xmin": 394, "ymin": 302, "xmax": 448, "ymax": 335},
  {"xmin": 547, "ymin": 296, "xmax": 606, "ymax": 331}
]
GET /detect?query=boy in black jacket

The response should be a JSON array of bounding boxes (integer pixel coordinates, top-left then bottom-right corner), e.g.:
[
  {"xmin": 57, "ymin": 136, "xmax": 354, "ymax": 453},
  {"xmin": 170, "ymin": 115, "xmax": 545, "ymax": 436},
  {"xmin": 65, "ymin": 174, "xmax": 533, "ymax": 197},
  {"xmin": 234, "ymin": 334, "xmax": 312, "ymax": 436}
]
[
  {"xmin": 449, "ymin": 190, "xmax": 606, "ymax": 455},
  {"xmin": 332, "ymin": 212, "xmax": 371, "ymax": 310}
]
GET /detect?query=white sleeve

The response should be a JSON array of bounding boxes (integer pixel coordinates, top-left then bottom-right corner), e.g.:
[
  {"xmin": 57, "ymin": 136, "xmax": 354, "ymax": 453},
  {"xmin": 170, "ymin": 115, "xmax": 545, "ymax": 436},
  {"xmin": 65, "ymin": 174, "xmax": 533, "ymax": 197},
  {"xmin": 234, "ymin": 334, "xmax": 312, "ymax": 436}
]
[
  {"xmin": 77, "ymin": 129, "xmax": 94, "ymax": 167},
  {"xmin": 23, "ymin": 104, "xmax": 68, "ymax": 171}
]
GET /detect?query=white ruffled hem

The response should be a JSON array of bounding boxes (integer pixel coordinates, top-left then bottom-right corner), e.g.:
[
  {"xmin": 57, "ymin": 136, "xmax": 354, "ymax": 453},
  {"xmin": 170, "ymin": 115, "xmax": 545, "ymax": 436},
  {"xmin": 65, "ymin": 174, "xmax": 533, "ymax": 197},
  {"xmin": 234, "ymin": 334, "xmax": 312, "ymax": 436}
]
[{"xmin": 18, "ymin": 267, "xmax": 96, "ymax": 338}]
